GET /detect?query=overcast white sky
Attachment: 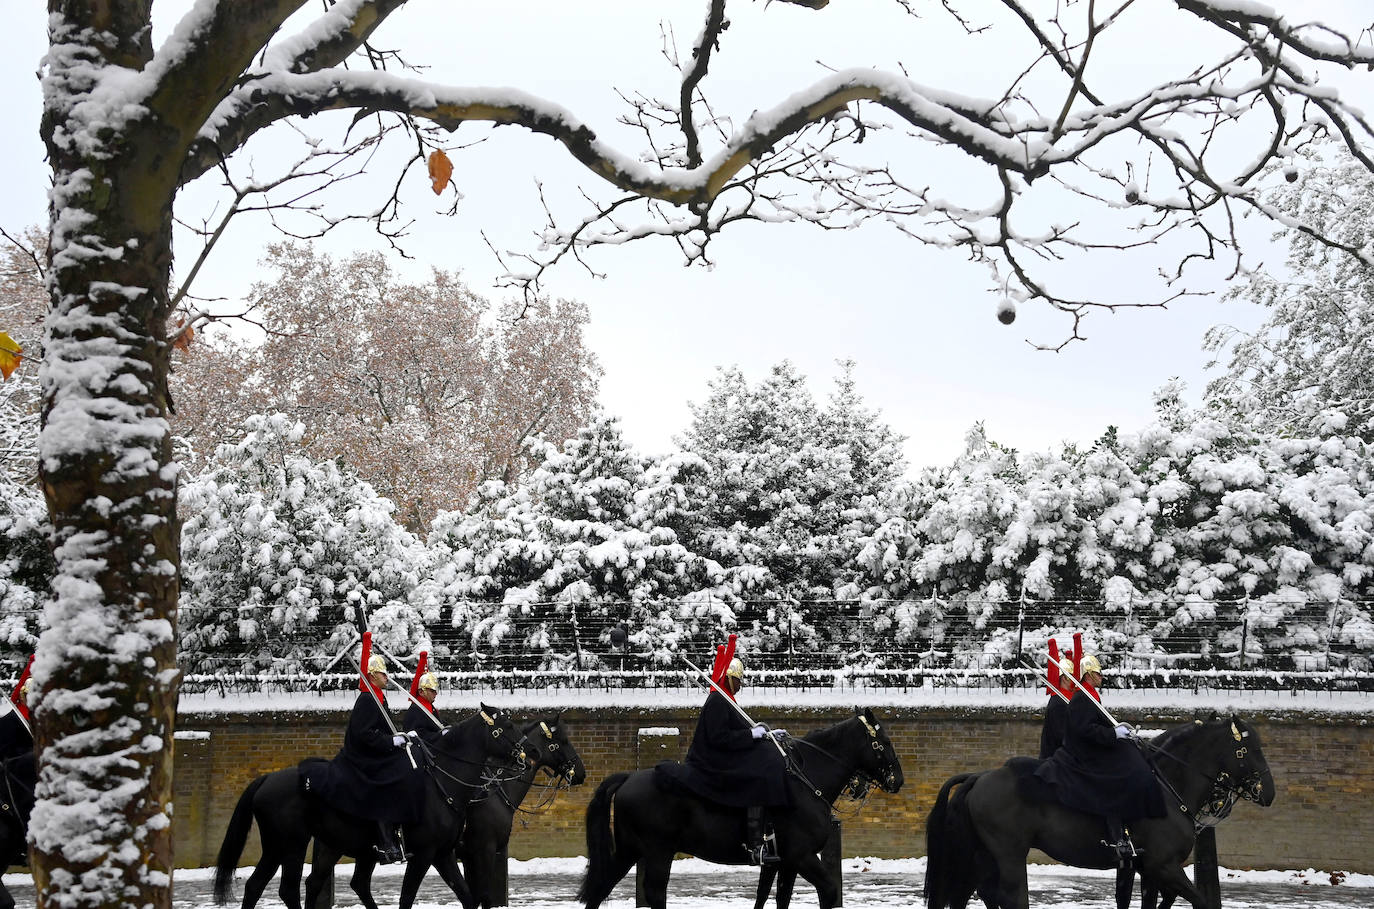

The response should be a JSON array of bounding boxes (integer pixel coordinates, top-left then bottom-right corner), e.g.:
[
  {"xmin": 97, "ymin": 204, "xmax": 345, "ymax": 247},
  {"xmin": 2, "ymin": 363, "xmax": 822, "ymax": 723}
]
[{"xmin": 4, "ymin": 1, "xmax": 1372, "ymax": 470}]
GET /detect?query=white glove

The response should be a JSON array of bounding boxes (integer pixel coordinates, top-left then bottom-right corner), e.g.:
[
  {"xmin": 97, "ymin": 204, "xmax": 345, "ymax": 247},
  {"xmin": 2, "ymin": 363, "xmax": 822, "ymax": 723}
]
[
  {"xmin": 392, "ymin": 734, "xmax": 408, "ymax": 747},
  {"xmin": 1114, "ymin": 723, "xmax": 1133, "ymax": 740},
  {"xmin": 406, "ymin": 730, "xmax": 421, "ymax": 741},
  {"xmin": 751, "ymin": 723, "xmax": 768, "ymax": 740}
]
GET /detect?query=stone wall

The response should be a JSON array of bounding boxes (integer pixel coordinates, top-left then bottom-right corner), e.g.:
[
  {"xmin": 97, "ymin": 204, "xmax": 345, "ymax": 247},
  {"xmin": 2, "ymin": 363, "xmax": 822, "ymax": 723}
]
[{"xmin": 176, "ymin": 703, "xmax": 1373, "ymax": 873}]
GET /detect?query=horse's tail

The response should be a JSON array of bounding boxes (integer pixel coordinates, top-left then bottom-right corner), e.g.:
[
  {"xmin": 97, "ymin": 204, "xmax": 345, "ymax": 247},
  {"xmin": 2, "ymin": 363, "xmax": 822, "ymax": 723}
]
[
  {"xmin": 577, "ymin": 772, "xmax": 632, "ymax": 907},
  {"xmin": 214, "ymin": 773, "xmax": 268, "ymax": 904},
  {"xmin": 923, "ymin": 771, "xmax": 983, "ymax": 909}
]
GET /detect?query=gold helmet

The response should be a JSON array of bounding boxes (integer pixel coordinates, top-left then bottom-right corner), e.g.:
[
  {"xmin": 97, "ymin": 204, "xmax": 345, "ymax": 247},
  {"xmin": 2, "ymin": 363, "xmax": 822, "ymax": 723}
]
[
  {"xmin": 18, "ymin": 678, "xmax": 30, "ymax": 699},
  {"xmin": 725, "ymin": 657, "xmax": 744, "ymax": 681},
  {"xmin": 367, "ymin": 653, "xmax": 387, "ymax": 674},
  {"xmin": 1056, "ymin": 656, "xmax": 1077, "ymax": 678},
  {"xmin": 418, "ymin": 671, "xmax": 439, "ymax": 693},
  {"xmin": 1079, "ymin": 654, "xmax": 1102, "ymax": 676}
]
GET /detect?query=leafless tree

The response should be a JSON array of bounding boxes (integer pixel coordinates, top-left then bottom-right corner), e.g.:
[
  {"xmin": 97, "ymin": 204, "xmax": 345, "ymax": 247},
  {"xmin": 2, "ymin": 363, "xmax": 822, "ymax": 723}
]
[{"xmin": 35, "ymin": 2, "xmax": 1374, "ymax": 907}]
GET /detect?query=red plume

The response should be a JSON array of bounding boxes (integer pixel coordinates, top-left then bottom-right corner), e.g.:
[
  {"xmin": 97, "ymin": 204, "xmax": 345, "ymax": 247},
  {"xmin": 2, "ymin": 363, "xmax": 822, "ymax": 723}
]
[
  {"xmin": 359, "ymin": 632, "xmax": 375, "ymax": 696},
  {"xmin": 409, "ymin": 650, "xmax": 432, "ymax": 713},
  {"xmin": 709, "ymin": 644, "xmax": 727, "ymax": 688},
  {"xmin": 1046, "ymin": 638, "xmax": 1061, "ymax": 696}
]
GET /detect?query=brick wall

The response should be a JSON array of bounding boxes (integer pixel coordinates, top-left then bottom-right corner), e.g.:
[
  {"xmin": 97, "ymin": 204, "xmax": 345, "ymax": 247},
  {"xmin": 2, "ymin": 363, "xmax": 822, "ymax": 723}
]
[{"xmin": 176, "ymin": 703, "xmax": 1373, "ymax": 873}]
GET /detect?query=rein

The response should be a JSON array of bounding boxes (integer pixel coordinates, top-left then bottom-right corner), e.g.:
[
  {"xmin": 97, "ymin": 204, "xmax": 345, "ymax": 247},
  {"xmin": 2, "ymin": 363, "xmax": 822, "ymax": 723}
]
[
  {"xmin": 785, "ymin": 720, "xmax": 895, "ymax": 807},
  {"xmin": 1138, "ymin": 728, "xmax": 1271, "ymax": 831}
]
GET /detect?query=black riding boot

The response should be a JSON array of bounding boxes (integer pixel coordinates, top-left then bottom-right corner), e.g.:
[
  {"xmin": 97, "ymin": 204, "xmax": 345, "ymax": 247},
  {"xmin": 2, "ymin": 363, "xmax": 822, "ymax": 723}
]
[
  {"xmin": 745, "ymin": 806, "xmax": 781, "ymax": 867},
  {"xmin": 375, "ymin": 821, "xmax": 405, "ymax": 864},
  {"xmin": 1103, "ymin": 818, "xmax": 1137, "ymax": 867}
]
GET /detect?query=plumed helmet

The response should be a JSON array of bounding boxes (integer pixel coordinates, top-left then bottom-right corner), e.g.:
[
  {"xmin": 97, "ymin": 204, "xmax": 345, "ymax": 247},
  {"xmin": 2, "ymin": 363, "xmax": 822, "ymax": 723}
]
[
  {"xmin": 1056, "ymin": 656, "xmax": 1076, "ymax": 678},
  {"xmin": 725, "ymin": 657, "xmax": 744, "ymax": 681},
  {"xmin": 18, "ymin": 678, "xmax": 30, "ymax": 698},
  {"xmin": 367, "ymin": 653, "xmax": 387, "ymax": 674},
  {"xmin": 418, "ymin": 671, "xmax": 439, "ymax": 693},
  {"xmin": 1079, "ymin": 654, "xmax": 1103, "ymax": 675}
]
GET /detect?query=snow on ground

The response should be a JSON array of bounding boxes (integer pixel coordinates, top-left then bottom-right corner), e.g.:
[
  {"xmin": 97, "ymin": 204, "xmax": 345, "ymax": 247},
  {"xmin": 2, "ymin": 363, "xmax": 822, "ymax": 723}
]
[{"xmin": 6, "ymin": 857, "xmax": 1368, "ymax": 909}]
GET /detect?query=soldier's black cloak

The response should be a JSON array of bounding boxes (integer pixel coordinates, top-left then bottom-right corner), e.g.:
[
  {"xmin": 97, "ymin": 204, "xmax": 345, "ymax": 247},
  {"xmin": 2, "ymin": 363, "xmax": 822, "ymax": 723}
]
[
  {"xmin": 319, "ymin": 691, "xmax": 424, "ymax": 824},
  {"xmin": 658, "ymin": 690, "xmax": 788, "ymax": 808},
  {"xmin": 1038, "ymin": 694, "xmax": 1069, "ymax": 760},
  {"xmin": 403, "ymin": 701, "xmax": 445, "ymax": 748},
  {"xmin": 1034, "ymin": 687, "xmax": 1165, "ymax": 820}
]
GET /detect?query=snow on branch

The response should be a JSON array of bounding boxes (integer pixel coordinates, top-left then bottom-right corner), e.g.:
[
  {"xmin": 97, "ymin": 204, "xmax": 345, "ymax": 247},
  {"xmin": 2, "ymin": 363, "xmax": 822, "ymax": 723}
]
[{"xmin": 171, "ymin": 0, "xmax": 1374, "ymax": 336}]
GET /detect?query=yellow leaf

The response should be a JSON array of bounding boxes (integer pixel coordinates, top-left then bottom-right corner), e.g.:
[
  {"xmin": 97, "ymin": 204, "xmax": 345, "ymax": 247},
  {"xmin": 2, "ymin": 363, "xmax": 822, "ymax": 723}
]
[
  {"xmin": 0, "ymin": 332, "xmax": 22, "ymax": 381},
  {"xmin": 428, "ymin": 149, "xmax": 453, "ymax": 195}
]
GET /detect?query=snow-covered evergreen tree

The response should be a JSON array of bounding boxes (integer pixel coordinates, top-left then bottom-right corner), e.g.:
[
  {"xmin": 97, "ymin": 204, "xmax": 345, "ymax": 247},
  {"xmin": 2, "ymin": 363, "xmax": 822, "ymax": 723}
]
[
  {"xmin": 427, "ymin": 414, "xmax": 735, "ymax": 669},
  {"xmin": 179, "ymin": 414, "xmax": 431, "ymax": 677},
  {"xmin": 1205, "ymin": 148, "xmax": 1374, "ymax": 440}
]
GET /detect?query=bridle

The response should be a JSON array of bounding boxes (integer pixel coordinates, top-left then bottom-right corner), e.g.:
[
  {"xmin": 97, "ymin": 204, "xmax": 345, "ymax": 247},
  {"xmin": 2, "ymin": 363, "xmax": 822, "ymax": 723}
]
[
  {"xmin": 421, "ymin": 711, "xmax": 528, "ymax": 808},
  {"xmin": 785, "ymin": 714, "xmax": 901, "ymax": 804},
  {"xmin": 1141, "ymin": 720, "xmax": 1271, "ymax": 831},
  {"xmin": 473, "ymin": 720, "xmax": 579, "ymax": 815}
]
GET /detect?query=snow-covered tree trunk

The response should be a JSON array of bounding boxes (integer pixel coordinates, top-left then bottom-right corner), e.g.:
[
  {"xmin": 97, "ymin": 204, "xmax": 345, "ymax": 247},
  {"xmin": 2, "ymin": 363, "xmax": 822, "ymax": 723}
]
[{"xmin": 35, "ymin": 5, "xmax": 286, "ymax": 907}]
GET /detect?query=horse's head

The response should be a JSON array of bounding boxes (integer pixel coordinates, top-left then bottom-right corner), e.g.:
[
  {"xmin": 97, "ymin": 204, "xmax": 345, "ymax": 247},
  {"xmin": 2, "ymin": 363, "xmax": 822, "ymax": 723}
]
[
  {"xmin": 452, "ymin": 702, "xmax": 525, "ymax": 768},
  {"xmin": 851, "ymin": 707, "xmax": 904, "ymax": 794},
  {"xmin": 1216, "ymin": 716, "xmax": 1275, "ymax": 807},
  {"xmin": 519, "ymin": 713, "xmax": 586, "ymax": 786}
]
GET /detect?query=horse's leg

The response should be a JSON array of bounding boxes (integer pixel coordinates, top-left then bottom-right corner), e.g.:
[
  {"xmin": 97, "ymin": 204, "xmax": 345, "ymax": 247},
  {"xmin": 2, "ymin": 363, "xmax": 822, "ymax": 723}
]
[
  {"xmin": 1145, "ymin": 864, "xmax": 1206, "ymax": 909},
  {"xmin": 638, "ymin": 854, "xmax": 673, "ymax": 909},
  {"xmin": 790, "ymin": 854, "xmax": 839, "ymax": 909},
  {"xmin": 304, "ymin": 841, "xmax": 340, "ymax": 909},
  {"xmin": 752, "ymin": 867, "xmax": 776, "ymax": 909},
  {"xmin": 1116, "ymin": 866, "xmax": 1135, "ymax": 909},
  {"xmin": 398, "ymin": 854, "xmax": 437, "ymax": 909},
  {"xmin": 240, "ymin": 850, "xmax": 282, "ymax": 909},
  {"xmin": 434, "ymin": 848, "xmax": 478, "ymax": 909},
  {"xmin": 275, "ymin": 842, "xmax": 309, "ymax": 909},
  {"xmin": 987, "ymin": 850, "xmax": 1029, "ymax": 909},
  {"xmin": 775, "ymin": 869, "xmax": 798, "ymax": 909},
  {"xmin": 348, "ymin": 858, "xmax": 381, "ymax": 909}
]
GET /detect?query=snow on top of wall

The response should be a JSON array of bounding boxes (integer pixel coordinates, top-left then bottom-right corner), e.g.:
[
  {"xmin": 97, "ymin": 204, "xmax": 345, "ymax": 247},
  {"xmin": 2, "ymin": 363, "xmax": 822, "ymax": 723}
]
[{"xmin": 176, "ymin": 685, "xmax": 1373, "ymax": 717}]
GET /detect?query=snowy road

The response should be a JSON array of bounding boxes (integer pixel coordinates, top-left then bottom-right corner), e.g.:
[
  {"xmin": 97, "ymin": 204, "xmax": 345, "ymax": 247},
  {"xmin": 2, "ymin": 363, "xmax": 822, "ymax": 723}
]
[{"xmin": 7, "ymin": 858, "xmax": 1369, "ymax": 909}]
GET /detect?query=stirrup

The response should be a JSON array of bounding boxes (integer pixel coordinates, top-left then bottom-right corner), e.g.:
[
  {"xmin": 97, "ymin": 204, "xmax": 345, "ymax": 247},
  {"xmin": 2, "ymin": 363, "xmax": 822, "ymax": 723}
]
[{"xmin": 374, "ymin": 844, "xmax": 405, "ymax": 865}]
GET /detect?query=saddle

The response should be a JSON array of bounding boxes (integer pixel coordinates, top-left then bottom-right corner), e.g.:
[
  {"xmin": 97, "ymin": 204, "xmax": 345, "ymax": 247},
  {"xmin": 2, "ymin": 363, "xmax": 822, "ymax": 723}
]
[{"xmin": 297, "ymin": 757, "xmax": 331, "ymax": 797}]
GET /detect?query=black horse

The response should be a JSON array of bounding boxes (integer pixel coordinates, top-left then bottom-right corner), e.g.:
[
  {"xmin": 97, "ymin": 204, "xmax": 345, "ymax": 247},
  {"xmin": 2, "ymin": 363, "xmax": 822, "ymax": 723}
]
[
  {"xmin": 460, "ymin": 715, "xmax": 588, "ymax": 909},
  {"xmin": 213, "ymin": 703, "xmax": 524, "ymax": 909},
  {"xmin": 924, "ymin": 716, "xmax": 1275, "ymax": 909},
  {"xmin": 0, "ymin": 786, "xmax": 27, "ymax": 909},
  {"xmin": 579, "ymin": 708, "xmax": 903, "ymax": 909},
  {"xmin": 308, "ymin": 714, "xmax": 589, "ymax": 909}
]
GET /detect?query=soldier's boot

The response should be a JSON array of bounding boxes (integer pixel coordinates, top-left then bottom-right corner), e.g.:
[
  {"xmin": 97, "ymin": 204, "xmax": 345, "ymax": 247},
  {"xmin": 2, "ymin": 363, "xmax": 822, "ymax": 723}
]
[
  {"xmin": 744, "ymin": 806, "xmax": 781, "ymax": 867},
  {"xmin": 1103, "ymin": 818, "xmax": 1138, "ymax": 868},
  {"xmin": 375, "ymin": 821, "xmax": 405, "ymax": 864}
]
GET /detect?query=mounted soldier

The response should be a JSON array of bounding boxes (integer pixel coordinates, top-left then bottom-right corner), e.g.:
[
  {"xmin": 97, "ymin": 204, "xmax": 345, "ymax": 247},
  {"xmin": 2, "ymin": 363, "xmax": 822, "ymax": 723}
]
[
  {"xmin": 660, "ymin": 635, "xmax": 788, "ymax": 866},
  {"xmin": 403, "ymin": 651, "xmax": 445, "ymax": 748},
  {"xmin": 1, "ymin": 659, "xmax": 36, "ymax": 827},
  {"xmin": 1039, "ymin": 634, "xmax": 1081, "ymax": 759},
  {"xmin": 319, "ymin": 637, "xmax": 424, "ymax": 864},
  {"xmin": 1033, "ymin": 653, "xmax": 1165, "ymax": 864}
]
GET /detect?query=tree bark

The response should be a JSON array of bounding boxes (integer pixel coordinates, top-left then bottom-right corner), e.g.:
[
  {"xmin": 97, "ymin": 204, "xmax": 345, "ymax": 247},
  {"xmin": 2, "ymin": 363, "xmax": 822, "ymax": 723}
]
[{"xmin": 37, "ymin": 5, "xmax": 181, "ymax": 908}]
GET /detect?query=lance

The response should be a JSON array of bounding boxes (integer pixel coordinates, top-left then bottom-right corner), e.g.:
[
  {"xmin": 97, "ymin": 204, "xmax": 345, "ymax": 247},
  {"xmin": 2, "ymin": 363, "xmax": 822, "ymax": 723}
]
[
  {"xmin": 1020, "ymin": 656, "xmax": 1123, "ymax": 729},
  {"xmin": 682, "ymin": 654, "xmax": 788, "ymax": 759}
]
